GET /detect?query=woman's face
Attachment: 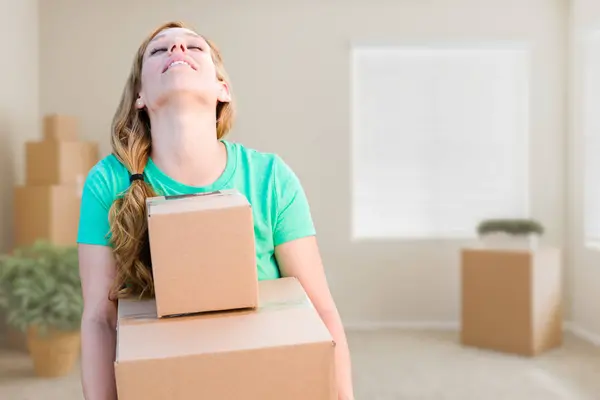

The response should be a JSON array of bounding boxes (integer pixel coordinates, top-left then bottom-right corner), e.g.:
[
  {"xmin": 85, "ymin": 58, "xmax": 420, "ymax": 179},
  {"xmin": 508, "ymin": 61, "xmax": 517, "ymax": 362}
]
[{"xmin": 136, "ymin": 27, "xmax": 230, "ymax": 110}]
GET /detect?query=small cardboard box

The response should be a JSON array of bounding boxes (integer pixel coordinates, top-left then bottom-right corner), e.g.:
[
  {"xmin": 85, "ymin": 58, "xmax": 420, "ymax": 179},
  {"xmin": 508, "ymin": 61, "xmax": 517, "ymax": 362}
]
[
  {"xmin": 115, "ymin": 277, "xmax": 337, "ymax": 400},
  {"xmin": 25, "ymin": 140, "xmax": 98, "ymax": 185},
  {"xmin": 147, "ymin": 189, "xmax": 258, "ymax": 317},
  {"xmin": 460, "ymin": 248, "xmax": 563, "ymax": 356},
  {"xmin": 43, "ymin": 114, "xmax": 78, "ymax": 141},
  {"xmin": 13, "ymin": 184, "xmax": 82, "ymax": 247}
]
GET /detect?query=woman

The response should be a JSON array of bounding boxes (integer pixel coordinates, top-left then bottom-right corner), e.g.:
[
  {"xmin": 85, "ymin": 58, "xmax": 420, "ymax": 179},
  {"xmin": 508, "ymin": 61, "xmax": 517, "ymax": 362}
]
[{"xmin": 77, "ymin": 20, "xmax": 354, "ymax": 400}]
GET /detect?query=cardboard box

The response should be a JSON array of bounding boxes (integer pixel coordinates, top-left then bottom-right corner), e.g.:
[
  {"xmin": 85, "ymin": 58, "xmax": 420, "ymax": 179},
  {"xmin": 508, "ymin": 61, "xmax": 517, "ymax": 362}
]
[
  {"xmin": 115, "ymin": 277, "xmax": 337, "ymax": 400},
  {"xmin": 147, "ymin": 189, "xmax": 258, "ymax": 317},
  {"xmin": 460, "ymin": 248, "xmax": 563, "ymax": 356},
  {"xmin": 43, "ymin": 114, "xmax": 78, "ymax": 141},
  {"xmin": 25, "ymin": 140, "xmax": 98, "ymax": 185},
  {"xmin": 13, "ymin": 184, "xmax": 82, "ymax": 247}
]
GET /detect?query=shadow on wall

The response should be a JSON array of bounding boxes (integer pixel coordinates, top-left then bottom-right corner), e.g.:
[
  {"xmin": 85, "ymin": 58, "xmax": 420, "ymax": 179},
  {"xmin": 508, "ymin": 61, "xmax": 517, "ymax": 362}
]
[{"xmin": 0, "ymin": 111, "xmax": 15, "ymax": 254}]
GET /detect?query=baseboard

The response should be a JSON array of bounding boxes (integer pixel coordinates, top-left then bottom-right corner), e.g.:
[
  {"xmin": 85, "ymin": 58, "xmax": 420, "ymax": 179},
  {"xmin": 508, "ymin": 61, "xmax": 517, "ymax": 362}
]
[
  {"xmin": 344, "ymin": 321, "xmax": 459, "ymax": 331},
  {"xmin": 566, "ymin": 322, "xmax": 600, "ymax": 346},
  {"xmin": 344, "ymin": 320, "xmax": 600, "ymax": 347}
]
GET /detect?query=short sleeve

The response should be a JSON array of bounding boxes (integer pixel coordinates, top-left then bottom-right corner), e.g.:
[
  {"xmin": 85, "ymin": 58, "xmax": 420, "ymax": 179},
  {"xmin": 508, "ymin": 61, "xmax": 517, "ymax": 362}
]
[
  {"xmin": 76, "ymin": 164, "xmax": 114, "ymax": 246},
  {"xmin": 272, "ymin": 156, "xmax": 316, "ymax": 246}
]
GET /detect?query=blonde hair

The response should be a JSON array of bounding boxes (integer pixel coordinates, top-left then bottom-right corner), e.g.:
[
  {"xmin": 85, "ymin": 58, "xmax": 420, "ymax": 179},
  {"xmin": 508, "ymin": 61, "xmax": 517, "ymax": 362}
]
[{"xmin": 108, "ymin": 21, "xmax": 235, "ymax": 300}]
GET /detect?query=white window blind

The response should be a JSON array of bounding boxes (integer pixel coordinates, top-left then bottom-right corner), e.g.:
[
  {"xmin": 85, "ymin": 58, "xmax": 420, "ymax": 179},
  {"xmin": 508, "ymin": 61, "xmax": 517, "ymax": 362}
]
[
  {"xmin": 351, "ymin": 44, "xmax": 530, "ymax": 240},
  {"xmin": 583, "ymin": 32, "xmax": 600, "ymax": 244}
]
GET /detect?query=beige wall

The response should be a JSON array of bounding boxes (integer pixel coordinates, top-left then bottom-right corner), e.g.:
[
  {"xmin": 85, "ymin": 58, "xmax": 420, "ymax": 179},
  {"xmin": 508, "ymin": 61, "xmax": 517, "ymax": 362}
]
[
  {"xmin": 569, "ymin": 0, "xmax": 600, "ymax": 341},
  {"xmin": 38, "ymin": 0, "xmax": 568, "ymax": 326},
  {"xmin": 0, "ymin": 0, "xmax": 39, "ymax": 252},
  {"xmin": 0, "ymin": 0, "xmax": 38, "ymax": 340}
]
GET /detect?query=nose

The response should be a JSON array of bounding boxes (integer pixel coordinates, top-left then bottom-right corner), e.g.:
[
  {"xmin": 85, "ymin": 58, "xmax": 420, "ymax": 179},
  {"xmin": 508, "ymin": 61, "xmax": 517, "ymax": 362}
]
[{"xmin": 169, "ymin": 38, "xmax": 187, "ymax": 53}]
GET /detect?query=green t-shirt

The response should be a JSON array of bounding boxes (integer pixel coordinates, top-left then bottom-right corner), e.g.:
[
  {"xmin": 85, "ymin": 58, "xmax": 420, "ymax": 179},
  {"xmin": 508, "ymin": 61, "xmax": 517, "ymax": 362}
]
[{"xmin": 76, "ymin": 140, "xmax": 316, "ymax": 280}]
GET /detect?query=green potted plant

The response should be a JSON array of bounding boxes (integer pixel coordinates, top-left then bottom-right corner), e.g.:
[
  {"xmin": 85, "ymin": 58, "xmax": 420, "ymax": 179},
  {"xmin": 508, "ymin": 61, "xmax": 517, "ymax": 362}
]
[
  {"xmin": 476, "ymin": 218, "xmax": 544, "ymax": 250},
  {"xmin": 0, "ymin": 240, "xmax": 83, "ymax": 378}
]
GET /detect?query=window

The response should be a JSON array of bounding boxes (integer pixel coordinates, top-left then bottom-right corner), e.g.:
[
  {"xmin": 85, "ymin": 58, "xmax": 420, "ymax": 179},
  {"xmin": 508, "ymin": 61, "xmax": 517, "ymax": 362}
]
[
  {"xmin": 583, "ymin": 31, "xmax": 600, "ymax": 245},
  {"xmin": 350, "ymin": 44, "xmax": 531, "ymax": 240}
]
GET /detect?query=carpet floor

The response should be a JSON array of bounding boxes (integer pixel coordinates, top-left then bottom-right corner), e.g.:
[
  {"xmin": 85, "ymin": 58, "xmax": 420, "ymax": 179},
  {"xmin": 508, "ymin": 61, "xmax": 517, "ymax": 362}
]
[{"xmin": 1, "ymin": 330, "xmax": 599, "ymax": 400}]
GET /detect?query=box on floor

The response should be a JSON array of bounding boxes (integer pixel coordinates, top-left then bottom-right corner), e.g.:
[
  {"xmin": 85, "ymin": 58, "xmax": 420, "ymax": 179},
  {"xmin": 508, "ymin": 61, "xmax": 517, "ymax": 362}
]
[{"xmin": 460, "ymin": 247, "xmax": 563, "ymax": 356}]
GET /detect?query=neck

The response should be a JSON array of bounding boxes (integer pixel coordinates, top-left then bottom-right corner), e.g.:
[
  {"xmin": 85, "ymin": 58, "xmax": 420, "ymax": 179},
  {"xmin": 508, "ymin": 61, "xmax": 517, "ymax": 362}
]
[{"xmin": 148, "ymin": 103, "xmax": 226, "ymax": 187}]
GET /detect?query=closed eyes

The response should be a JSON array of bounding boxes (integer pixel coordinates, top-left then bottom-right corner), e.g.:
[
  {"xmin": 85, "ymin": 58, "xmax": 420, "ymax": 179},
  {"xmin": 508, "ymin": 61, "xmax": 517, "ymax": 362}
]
[{"xmin": 149, "ymin": 45, "xmax": 203, "ymax": 56}]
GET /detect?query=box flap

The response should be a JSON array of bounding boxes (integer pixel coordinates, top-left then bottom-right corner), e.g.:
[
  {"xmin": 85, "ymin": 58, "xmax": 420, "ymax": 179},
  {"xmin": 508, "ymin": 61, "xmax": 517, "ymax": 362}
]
[
  {"xmin": 146, "ymin": 189, "xmax": 249, "ymax": 216},
  {"xmin": 115, "ymin": 278, "xmax": 332, "ymax": 363}
]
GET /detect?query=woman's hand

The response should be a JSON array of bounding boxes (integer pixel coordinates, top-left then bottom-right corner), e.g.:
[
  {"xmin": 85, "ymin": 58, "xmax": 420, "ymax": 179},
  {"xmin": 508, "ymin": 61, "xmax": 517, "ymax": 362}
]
[{"xmin": 275, "ymin": 236, "xmax": 355, "ymax": 400}]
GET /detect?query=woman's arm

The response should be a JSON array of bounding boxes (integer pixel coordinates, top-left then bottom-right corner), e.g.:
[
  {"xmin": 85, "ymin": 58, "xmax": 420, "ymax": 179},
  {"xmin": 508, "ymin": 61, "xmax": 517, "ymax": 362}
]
[
  {"xmin": 79, "ymin": 243, "xmax": 119, "ymax": 400},
  {"xmin": 275, "ymin": 236, "xmax": 355, "ymax": 400}
]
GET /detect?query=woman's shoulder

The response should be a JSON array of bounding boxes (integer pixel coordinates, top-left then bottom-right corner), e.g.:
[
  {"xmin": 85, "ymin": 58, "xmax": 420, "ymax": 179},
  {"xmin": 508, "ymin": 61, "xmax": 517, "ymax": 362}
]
[
  {"xmin": 228, "ymin": 140, "xmax": 278, "ymax": 164},
  {"xmin": 226, "ymin": 140, "xmax": 294, "ymax": 178},
  {"xmin": 226, "ymin": 140, "xmax": 306, "ymax": 202},
  {"xmin": 78, "ymin": 154, "xmax": 130, "ymax": 246},
  {"xmin": 82, "ymin": 153, "xmax": 130, "ymax": 203}
]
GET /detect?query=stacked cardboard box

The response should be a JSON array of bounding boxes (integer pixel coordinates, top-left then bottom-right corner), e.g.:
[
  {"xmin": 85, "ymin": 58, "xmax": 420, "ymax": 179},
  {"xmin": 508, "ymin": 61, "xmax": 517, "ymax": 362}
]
[
  {"xmin": 460, "ymin": 247, "xmax": 563, "ymax": 356},
  {"xmin": 5, "ymin": 114, "xmax": 99, "ymax": 351},
  {"xmin": 13, "ymin": 114, "xmax": 99, "ymax": 248},
  {"xmin": 115, "ymin": 190, "xmax": 337, "ymax": 399}
]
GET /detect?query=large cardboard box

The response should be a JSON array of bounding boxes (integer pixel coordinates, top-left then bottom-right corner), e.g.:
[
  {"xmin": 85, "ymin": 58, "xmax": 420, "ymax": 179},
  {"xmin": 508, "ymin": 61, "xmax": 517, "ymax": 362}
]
[
  {"xmin": 147, "ymin": 189, "xmax": 258, "ymax": 317},
  {"xmin": 13, "ymin": 185, "xmax": 82, "ymax": 247},
  {"xmin": 25, "ymin": 140, "xmax": 98, "ymax": 185},
  {"xmin": 460, "ymin": 248, "xmax": 563, "ymax": 356},
  {"xmin": 42, "ymin": 114, "xmax": 78, "ymax": 141},
  {"xmin": 115, "ymin": 277, "xmax": 337, "ymax": 400}
]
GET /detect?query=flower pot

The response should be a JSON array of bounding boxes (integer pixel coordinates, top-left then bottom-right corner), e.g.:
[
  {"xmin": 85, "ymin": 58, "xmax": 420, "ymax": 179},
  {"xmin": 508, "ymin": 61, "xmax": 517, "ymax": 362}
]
[
  {"xmin": 26, "ymin": 326, "xmax": 81, "ymax": 378},
  {"xmin": 479, "ymin": 232, "xmax": 539, "ymax": 250}
]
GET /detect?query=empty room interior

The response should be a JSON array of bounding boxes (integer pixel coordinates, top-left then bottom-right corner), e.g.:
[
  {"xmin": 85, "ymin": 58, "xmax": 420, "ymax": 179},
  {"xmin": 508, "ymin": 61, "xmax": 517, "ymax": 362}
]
[{"xmin": 1, "ymin": 0, "xmax": 600, "ymax": 399}]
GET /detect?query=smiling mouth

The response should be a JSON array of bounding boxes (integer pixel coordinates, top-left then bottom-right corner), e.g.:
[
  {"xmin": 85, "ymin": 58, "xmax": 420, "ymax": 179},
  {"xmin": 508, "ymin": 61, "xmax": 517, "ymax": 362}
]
[{"xmin": 163, "ymin": 60, "xmax": 195, "ymax": 73}]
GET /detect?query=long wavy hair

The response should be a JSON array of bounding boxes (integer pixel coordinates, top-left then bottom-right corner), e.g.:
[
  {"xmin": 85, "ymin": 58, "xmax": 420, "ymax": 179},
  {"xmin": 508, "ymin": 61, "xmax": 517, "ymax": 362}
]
[{"xmin": 107, "ymin": 21, "xmax": 235, "ymax": 300}]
